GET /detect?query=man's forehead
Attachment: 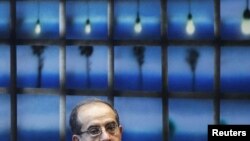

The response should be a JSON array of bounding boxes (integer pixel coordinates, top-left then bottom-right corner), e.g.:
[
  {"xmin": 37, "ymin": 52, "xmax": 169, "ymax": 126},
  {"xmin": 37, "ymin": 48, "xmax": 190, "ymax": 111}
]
[
  {"xmin": 77, "ymin": 102, "xmax": 116, "ymax": 122},
  {"xmin": 79, "ymin": 101, "xmax": 112, "ymax": 112}
]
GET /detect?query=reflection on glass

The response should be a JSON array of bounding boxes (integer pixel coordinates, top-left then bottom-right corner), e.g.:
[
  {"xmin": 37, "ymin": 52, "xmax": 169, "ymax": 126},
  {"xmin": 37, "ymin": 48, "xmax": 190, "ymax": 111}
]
[
  {"xmin": 78, "ymin": 46, "xmax": 94, "ymax": 88},
  {"xmin": 221, "ymin": 0, "xmax": 249, "ymax": 39},
  {"xmin": 115, "ymin": 46, "xmax": 161, "ymax": 91},
  {"xmin": 168, "ymin": 46, "xmax": 214, "ymax": 92},
  {"xmin": 133, "ymin": 46, "xmax": 145, "ymax": 90},
  {"xmin": 115, "ymin": 97, "xmax": 162, "ymax": 141},
  {"xmin": 17, "ymin": 94, "xmax": 59, "ymax": 141},
  {"xmin": 31, "ymin": 45, "xmax": 46, "ymax": 88},
  {"xmin": 66, "ymin": 0, "xmax": 108, "ymax": 39},
  {"xmin": 0, "ymin": 94, "xmax": 10, "ymax": 141},
  {"xmin": 66, "ymin": 46, "xmax": 108, "ymax": 89},
  {"xmin": 169, "ymin": 99, "xmax": 213, "ymax": 141},
  {"xmin": 66, "ymin": 96, "xmax": 107, "ymax": 141},
  {"xmin": 221, "ymin": 47, "xmax": 250, "ymax": 93},
  {"xmin": 17, "ymin": 46, "xmax": 59, "ymax": 88},
  {"xmin": 168, "ymin": 0, "xmax": 214, "ymax": 39},
  {"xmin": 114, "ymin": 0, "xmax": 160, "ymax": 40},
  {"xmin": 185, "ymin": 48, "xmax": 200, "ymax": 92},
  {"xmin": 221, "ymin": 100, "xmax": 250, "ymax": 124},
  {"xmin": 0, "ymin": 45, "xmax": 10, "ymax": 87},
  {"xmin": 16, "ymin": 1, "xmax": 59, "ymax": 39}
]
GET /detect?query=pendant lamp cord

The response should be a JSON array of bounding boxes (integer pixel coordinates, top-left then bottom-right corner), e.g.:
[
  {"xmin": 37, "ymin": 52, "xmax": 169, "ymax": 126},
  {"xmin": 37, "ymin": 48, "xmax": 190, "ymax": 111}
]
[
  {"xmin": 247, "ymin": 0, "xmax": 249, "ymax": 9},
  {"xmin": 188, "ymin": 0, "xmax": 191, "ymax": 14},
  {"xmin": 37, "ymin": 0, "xmax": 40, "ymax": 19},
  {"xmin": 87, "ymin": 0, "xmax": 89, "ymax": 19},
  {"xmin": 137, "ymin": 0, "xmax": 140, "ymax": 15}
]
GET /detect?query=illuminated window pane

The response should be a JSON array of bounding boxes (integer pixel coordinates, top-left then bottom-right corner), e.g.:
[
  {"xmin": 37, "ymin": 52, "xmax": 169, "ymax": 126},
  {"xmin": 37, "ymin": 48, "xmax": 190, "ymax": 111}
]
[
  {"xmin": 66, "ymin": 0, "xmax": 108, "ymax": 39},
  {"xmin": 169, "ymin": 99, "xmax": 213, "ymax": 141},
  {"xmin": 168, "ymin": 0, "xmax": 214, "ymax": 39},
  {"xmin": 17, "ymin": 46, "xmax": 59, "ymax": 88},
  {"xmin": 168, "ymin": 46, "xmax": 214, "ymax": 92},
  {"xmin": 114, "ymin": 46, "xmax": 162, "ymax": 91},
  {"xmin": 221, "ymin": 100, "xmax": 250, "ymax": 124},
  {"xmin": 221, "ymin": 0, "xmax": 250, "ymax": 39},
  {"xmin": 66, "ymin": 46, "xmax": 108, "ymax": 89},
  {"xmin": 66, "ymin": 96, "xmax": 107, "ymax": 141},
  {"xmin": 221, "ymin": 47, "xmax": 250, "ymax": 93},
  {"xmin": 0, "ymin": 1, "xmax": 10, "ymax": 38},
  {"xmin": 114, "ymin": 0, "xmax": 161, "ymax": 40},
  {"xmin": 115, "ymin": 97, "xmax": 163, "ymax": 141},
  {"xmin": 0, "ymin": 94, "xmax": 10, "ymax": 141},
  {"xmin": 17, "ymin": 94, "xmax": 59, "ymax": 141},
  {"xmin": 0, "ymin": 45, "xmax": 10, "ymax": 87},
  {"xmin": 16, "ymin": 0, "xmax": 59, "ymax": 39}
]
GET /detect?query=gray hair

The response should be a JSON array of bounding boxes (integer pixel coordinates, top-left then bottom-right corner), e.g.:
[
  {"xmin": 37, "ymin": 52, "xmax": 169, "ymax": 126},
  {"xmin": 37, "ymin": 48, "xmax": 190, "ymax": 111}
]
[{"xmin": 69, "ymin": 98, "xmax": 120, "ymax": 135}]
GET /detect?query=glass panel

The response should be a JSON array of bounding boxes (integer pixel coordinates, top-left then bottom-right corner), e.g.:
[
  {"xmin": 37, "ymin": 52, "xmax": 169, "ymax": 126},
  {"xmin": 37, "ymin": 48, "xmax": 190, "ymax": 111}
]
[
  {"xmin": 66, "ymin": 0, "xmax": 108, "ymax": 39},
  {"xmin": 221, "ymin": 0, "xmax": 250, "ymax": 39},
  {"xmin": 0, "ymin": 94, "xmax": 10, "ymax": 141},
  {"xmin": 66, "ymin": 96, "xmax": 107, "ymax": 141},
  {"xmin": 168, "ymin": 0, "xmax": 214, "ymax": 39},
  {"xmin": 221, "ymin": 100, "xmax": 250, "ymax": 124},
  {"xmin": 16, "ymin": 0, "xmax": 59, "ymax": 39},
  {"xmin": 169, "ymin": 99, "xmax": 213, "ymax": 141},
  {"xmin": 114, "ymin": 0, "xmax": 161, "ymax": 40},
  {"xmin": 17, "ymin": 45, "xmax": 59, "ymax": 88},
  {"xmin": 221, "ymin": 47, "xmax": 250, "ymax": 93},
  {"xmin": 17, "ymin": 94, "xmax": 59, "ymax": 141},
  {"xmin": 114, "ymin": 97, "xmax": 162, "ymax": 141},
  {"xmin": 66, "ymin": 46, "xmax": 108, "ymax": 89},
  {"xmin": 0, "ymin": 1, "xmax": 10, "ymax": 38},
  {"xmin": 0, "ymin": 45, "xmax": 10, "ymax": 87},
  {"xmin": 168, "ymin": 46, "xmax": 214, "ymax": 92},
  {"xmin": 114, "ymin": 46, "xmax": 162, "ymax": 91}
]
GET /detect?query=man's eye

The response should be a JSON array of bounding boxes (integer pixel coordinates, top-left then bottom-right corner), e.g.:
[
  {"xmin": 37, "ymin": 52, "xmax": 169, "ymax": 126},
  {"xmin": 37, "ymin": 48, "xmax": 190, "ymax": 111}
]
[
  {"xmin": 88, "ymin": 127, "xmax": 101, "ymax": 135},
  {"xmin": 106, "ymin": 123, "xmax": 117, "ymax": 132}
]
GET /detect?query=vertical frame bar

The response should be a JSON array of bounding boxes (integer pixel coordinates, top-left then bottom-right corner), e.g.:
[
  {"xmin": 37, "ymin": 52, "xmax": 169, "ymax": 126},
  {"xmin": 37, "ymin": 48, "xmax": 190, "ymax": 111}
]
[
  {"xmin": 213, "ymin": 0, "xmax": 221, "ymax": 125},
  {"xmin": 59, "ymin": 0, "xmax": 66, "ymax": 141},
  {"xmin": 10, "ymin": 0, "xmax": 17, "ymax": 141},
  {"xmin": 108, "ymin": 0, "xmax": 114, "ymax": 105},
  {"xmin": 161, "ymin": 0, "xmax": 168, "ymax": 141}
]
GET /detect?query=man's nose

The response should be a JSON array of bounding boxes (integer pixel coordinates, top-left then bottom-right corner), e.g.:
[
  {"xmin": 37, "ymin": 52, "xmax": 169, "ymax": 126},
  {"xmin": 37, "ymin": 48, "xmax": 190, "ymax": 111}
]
[{"xmin": 100, "ymin": 129, "xmax": 111, "ymax": 141}]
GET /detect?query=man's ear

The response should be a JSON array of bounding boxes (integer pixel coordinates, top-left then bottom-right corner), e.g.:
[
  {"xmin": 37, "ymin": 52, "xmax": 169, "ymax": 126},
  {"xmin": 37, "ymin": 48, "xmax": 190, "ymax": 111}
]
[
  {"xmin": 72, "ymin": 135, "xmax": 80, "ymax": 141},
  {"xmin": 119, "ymin": 125, "xmax": 123, "ymax": 134}
]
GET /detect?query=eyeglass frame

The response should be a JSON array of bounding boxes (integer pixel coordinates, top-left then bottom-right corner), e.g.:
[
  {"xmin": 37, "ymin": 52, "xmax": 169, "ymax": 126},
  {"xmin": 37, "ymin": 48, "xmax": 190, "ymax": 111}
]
[{"xmin": 78, "ymin": 121, "xmax": 120, "ymax": 137}]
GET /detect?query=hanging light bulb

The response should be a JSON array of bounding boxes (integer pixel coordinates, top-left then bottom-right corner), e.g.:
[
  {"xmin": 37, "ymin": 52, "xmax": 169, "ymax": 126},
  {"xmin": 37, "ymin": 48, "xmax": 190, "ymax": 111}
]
[
  {"xmin": 85, "ymin": 18, "xmax": 91, "ymax": 34},
  {"xmin": 241, "ymin": 7, "xmax": 250, "ymax": 35},
  {"xmin": 186, "ymin": 13, "xmax": 195, "ymax": 35},
  {"xmin": 84, "ymin": 0, "xmax": 91, "ymax": 34},
  {"xmin": 35, "ymin": 19, "xmax": 41, "ymax": 35},
  {"xmin": 134, "ymin": 13, "xmax": 142, "ymax": 33}
]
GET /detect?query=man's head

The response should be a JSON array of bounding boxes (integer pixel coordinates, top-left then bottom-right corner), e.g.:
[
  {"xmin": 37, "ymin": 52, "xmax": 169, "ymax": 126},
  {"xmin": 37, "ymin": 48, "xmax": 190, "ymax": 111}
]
[{"xmin": 69, "ymin": 98, "xmax": 122, "ymax": 141}]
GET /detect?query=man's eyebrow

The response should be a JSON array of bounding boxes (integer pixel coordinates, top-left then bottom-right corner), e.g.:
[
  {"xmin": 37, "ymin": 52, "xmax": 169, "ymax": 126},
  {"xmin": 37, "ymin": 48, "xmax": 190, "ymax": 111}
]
[
  {"xmin": 87, "ymin": 125, "xmax": 100, "ymax": 129},
  {"xmin": 105, "ymin": 121, "xmax": 116, "ymax": 125}
]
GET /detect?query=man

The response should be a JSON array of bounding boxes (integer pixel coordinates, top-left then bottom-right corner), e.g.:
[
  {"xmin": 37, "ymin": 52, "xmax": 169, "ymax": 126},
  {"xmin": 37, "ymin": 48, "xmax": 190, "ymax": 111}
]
[{"xmin": 69, "ymin": 98, "xmax": 122, "ymax": 141}]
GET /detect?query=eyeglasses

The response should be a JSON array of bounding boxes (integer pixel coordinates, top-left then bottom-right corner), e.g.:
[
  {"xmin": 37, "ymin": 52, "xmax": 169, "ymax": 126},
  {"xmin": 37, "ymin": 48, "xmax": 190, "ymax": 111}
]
[{"xmin": 79, "ymin": 122, "xmax": 119, "ymax": 137}]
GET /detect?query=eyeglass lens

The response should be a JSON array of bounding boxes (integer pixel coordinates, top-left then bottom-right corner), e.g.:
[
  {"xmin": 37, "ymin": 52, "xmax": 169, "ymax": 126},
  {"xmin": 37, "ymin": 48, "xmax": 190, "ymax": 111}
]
[{"xmin": 87, "ymin": 122, "xmax": 118, "ymax": 136}]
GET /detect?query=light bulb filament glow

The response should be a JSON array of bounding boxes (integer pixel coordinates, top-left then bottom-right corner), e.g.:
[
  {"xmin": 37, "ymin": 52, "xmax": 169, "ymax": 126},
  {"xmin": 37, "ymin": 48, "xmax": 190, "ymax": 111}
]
[
  {"xmin": 241, "ymin": 8, "xmax": 250, "ymax": 35},
  {"xmin": 186, "ymin": 13, "xmax": 195, "ymax": 35},
  {"xmin": 85, "ymin": 19, "xmax": 91, "ymax": 34},
  {"xmin": 35, "ymin": 19, "xmax": 41, "ymax": 35},
  {"xmin": 134, "ymin": 15, "xmax": 142, "ymax": 33}
]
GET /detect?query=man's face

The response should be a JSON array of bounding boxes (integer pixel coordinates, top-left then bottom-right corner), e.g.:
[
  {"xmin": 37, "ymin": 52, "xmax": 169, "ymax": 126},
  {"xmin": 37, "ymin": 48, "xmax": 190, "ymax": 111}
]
[{"xmin": 73, "ymin": 102, "xmax": 122, "ymax": 141}]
